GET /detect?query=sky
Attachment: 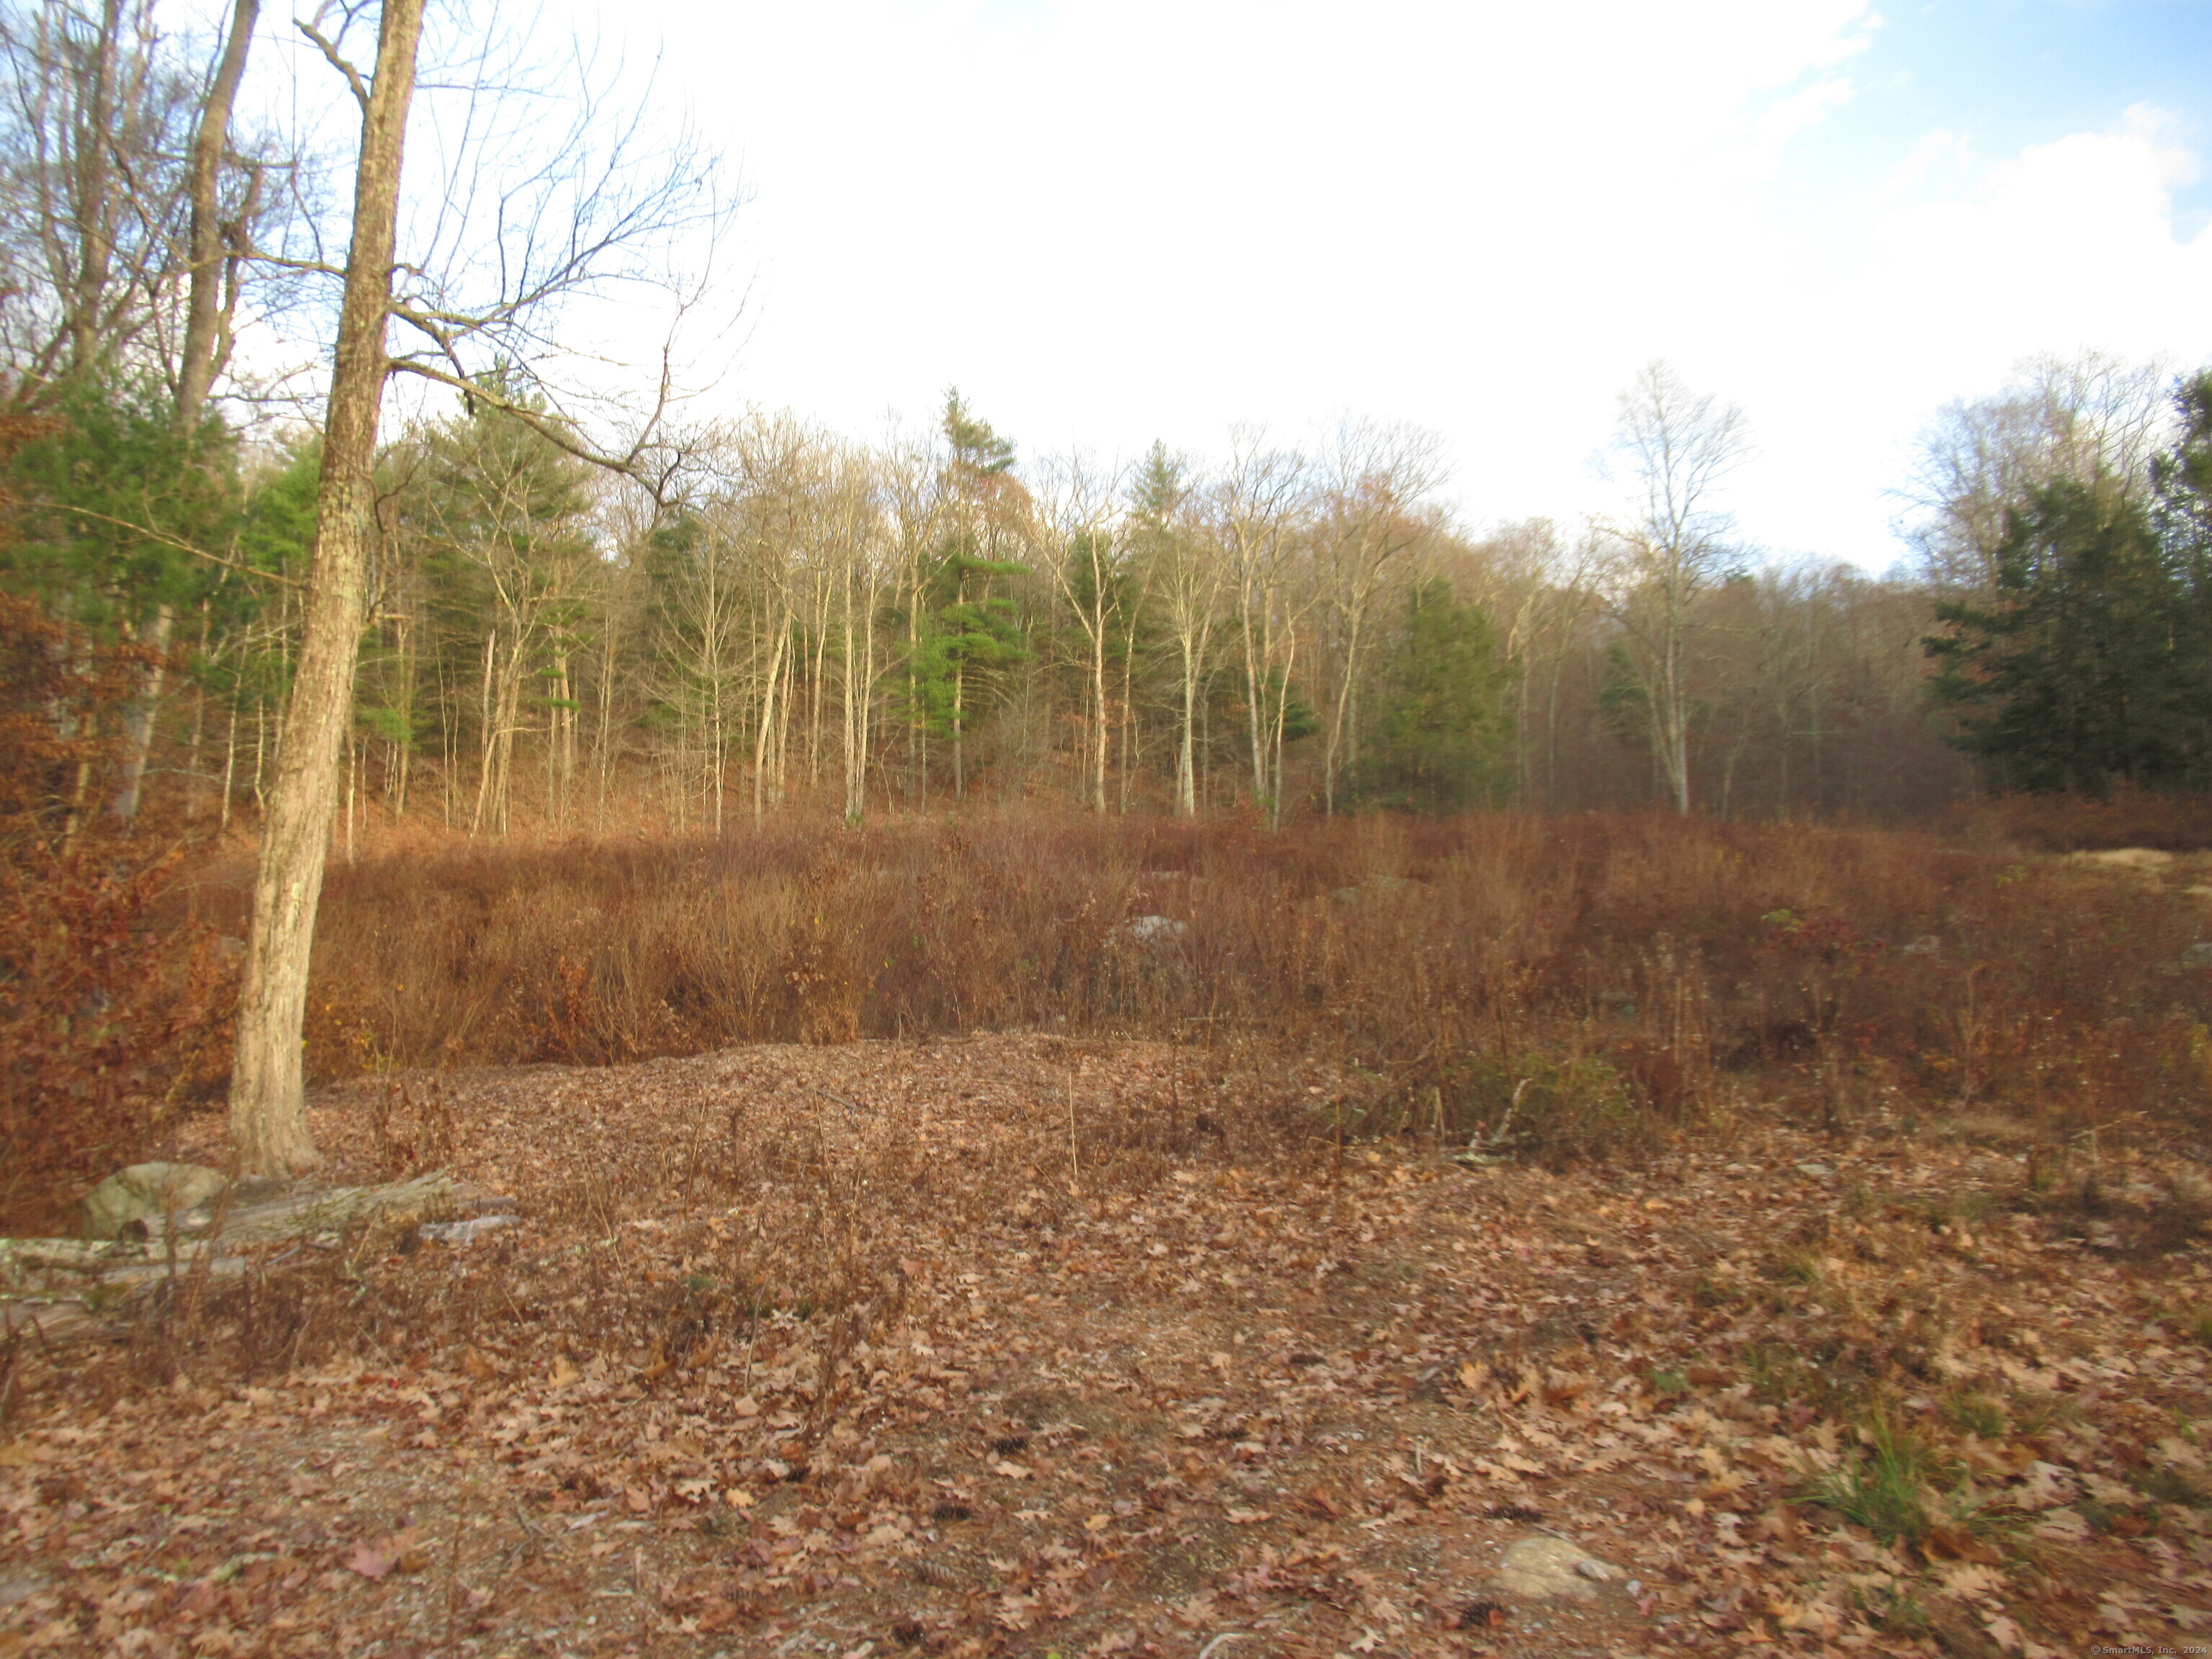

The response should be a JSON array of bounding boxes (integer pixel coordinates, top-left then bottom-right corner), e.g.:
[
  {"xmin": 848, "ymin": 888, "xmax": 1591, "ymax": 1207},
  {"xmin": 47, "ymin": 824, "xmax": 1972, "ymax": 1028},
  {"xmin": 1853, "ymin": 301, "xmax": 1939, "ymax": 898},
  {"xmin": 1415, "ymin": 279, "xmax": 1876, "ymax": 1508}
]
[{"xmin": 289, "ymin": 0, "xmax": 2212, "ymax": 569}]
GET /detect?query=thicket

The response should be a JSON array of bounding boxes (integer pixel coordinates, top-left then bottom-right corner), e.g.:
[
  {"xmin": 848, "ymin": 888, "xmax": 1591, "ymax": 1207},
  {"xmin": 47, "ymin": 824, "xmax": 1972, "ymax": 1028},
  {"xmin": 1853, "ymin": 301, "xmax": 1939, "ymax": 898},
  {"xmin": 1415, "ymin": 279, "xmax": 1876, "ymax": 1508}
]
[
  {"xmin": 0, "ymin": 593, "xmax": 233, "ymax": 1228},
  {"xmin": 107, "ymin": 808, "xmax": 2192, "ymax": 1179}
]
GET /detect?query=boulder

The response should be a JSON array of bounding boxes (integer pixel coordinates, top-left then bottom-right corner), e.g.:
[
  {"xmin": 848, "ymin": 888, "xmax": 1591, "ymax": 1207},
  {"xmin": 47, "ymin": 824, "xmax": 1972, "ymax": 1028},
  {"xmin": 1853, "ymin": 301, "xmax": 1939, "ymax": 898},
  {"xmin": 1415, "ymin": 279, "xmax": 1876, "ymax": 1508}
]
[
  {"xmin": 81, "ymin": 1162, "xmax": 228, "ymax": 1241},
  {"xmin": 1107, "ymin": 915, "xmax": 1190, "ymax": 950},
  {"xmin": 1491, "ymin": 1533, "xmax": 1614, "ymax": 1602}
]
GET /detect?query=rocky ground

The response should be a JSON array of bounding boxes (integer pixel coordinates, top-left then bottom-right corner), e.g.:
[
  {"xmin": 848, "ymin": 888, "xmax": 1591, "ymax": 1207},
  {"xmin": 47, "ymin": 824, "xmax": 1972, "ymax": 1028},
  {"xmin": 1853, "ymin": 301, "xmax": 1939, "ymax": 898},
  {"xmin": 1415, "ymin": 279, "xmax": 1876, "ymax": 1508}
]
[{"xmin": 3, "ymin": 1033, "xmax": 2211, "ymax": 1658}]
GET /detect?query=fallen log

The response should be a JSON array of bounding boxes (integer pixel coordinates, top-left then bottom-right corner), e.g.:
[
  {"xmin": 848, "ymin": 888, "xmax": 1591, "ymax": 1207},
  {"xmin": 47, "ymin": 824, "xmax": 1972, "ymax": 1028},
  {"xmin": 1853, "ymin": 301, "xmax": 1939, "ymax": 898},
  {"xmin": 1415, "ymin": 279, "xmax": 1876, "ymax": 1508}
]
[{"xmin": 0, "ymin": 1171, "xmax": 518, "ymax": 1344}]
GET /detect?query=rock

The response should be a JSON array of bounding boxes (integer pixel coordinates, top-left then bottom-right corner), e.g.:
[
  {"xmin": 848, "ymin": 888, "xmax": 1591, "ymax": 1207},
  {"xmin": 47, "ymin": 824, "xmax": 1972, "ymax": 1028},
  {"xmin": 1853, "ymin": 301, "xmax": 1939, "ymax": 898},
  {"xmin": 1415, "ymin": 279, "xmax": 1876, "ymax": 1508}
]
[
  {"xmin": 418, "ymin": 1213, "xmax": 522, "ymax": 1246},
  {"xmin": 1899, "ymin": 935, "xmax": 1941, "ymax": 956},
  {"xmin": 1493, "ymin": 1534, "xmax": 1614, "ymax": 1602},
  {"xmin": 1107, "ymin": 915, "xmax": 1190, "ymax": 950},
  {"xmin": 1794, "ymin": 1161, "xmax": 1835, "ymax": 1178},
  {"xmin": 2185, "ymin": 944, "xmax": 2212, "ymax": 970},
  {"xmin": 80, "ymin": 1162, "xmax": 228, "ymax": 1241},
  {"xmin": 9, "ymin": 1171, "xmax": 518, "ymax": 1346}
]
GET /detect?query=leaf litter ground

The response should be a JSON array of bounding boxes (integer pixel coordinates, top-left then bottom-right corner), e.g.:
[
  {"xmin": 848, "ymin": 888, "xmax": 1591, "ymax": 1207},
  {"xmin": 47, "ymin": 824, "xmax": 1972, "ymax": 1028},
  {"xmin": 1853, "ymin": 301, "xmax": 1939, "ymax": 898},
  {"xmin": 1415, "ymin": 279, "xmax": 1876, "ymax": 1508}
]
[{"xmin": 4, "ymin": 1034, "xmax": 2211, "ymax": 1657}]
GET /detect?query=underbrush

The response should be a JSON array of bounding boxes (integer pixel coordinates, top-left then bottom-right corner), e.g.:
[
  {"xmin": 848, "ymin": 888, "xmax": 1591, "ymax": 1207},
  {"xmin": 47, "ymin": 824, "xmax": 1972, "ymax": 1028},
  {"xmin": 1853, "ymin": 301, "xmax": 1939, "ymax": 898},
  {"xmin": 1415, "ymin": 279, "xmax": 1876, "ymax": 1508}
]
[
  {"xmin": 1938, "ymin": 787, "xmax": 2212, "ymax": 852},
  {"xmin": 0, "ymin": 594, "xmax": 233, "ymax": 1235},
  {"xmin": 165, "ymin": 806, "xmax": 2212, "ymax": 1175}
]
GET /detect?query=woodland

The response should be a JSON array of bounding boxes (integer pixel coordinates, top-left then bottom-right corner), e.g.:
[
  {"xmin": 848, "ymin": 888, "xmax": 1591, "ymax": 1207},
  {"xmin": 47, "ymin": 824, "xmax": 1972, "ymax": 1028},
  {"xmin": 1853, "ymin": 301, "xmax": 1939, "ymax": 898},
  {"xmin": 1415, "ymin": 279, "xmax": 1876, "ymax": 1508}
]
[{"xmin": 6, "ymin": 2, "xmax": 2212, "ymax": 1658}]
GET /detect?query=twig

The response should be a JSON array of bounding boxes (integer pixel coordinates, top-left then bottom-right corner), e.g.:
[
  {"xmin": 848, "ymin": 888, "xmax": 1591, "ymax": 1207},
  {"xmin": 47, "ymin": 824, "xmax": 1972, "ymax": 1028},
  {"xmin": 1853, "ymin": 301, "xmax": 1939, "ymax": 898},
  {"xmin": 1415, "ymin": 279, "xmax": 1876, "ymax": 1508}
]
[
  {"xmin": 1066, "ymin": 1066, "xmax": 1080, "ymax": 1194},
  {"xmin": 442, "ymin": 1487, "xmax": 467, "ymax": 1654}
]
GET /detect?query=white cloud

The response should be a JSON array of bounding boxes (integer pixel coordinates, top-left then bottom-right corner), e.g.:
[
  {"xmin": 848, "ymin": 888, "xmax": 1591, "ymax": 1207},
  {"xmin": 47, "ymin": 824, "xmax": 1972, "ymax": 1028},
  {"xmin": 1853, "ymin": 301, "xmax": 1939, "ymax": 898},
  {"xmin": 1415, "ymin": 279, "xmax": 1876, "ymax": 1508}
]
[{"xmin": 450, "ymin": 1, "xmax": 2212, "ymax": 569}]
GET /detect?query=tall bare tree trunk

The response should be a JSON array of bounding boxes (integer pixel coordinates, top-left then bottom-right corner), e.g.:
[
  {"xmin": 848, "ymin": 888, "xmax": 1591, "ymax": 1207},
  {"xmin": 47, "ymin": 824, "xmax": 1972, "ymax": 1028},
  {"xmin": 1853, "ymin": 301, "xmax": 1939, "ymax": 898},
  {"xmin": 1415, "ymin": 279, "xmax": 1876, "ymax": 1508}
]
[
  {"xmin": 174, "ymin": 0, "xmax": 258, "ymax": 424},
  {"xmin": 108, "ymin": 0, "xmax": 258, "ymax": 828},
  {"xmin": 1177, "ymin": 641, "xmax": 1200, "ymax": 817},
  {"xmin": 228, "ymin": 0, "xmax": 423, "ymax": 1177},
  {"xmin": 106, "ymin": 603, "xmax": 171, "ymax": 824},
  {"xmin": 65, "ymin": 0, "xmax": 122, "ymax": 376},
  {"xmin": 752, "ymin": 619, "xmax": 788, "ymax": 827},
  {"xmin": 470, "ymin": 627, "xmax": 498, "ymax": 835},
  {"xmin": 1090, "ymin": 621, "xmax": 1107, "ymax": 817}
]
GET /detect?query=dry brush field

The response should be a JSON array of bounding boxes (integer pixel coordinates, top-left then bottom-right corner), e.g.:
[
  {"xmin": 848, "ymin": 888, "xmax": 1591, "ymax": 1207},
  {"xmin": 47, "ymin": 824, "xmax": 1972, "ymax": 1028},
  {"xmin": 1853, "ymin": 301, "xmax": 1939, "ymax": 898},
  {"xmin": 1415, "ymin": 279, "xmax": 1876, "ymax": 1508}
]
[{"xmin": 7, "ymin": 806, "xmax": 2212, "ymax": 1658}]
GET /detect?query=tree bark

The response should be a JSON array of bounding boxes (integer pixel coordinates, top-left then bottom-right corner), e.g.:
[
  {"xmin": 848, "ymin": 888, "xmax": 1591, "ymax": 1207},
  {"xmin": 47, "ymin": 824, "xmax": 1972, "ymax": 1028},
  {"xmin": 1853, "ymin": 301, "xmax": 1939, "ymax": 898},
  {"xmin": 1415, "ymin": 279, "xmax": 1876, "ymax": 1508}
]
[
  {"xmin": 104, "ymin": 1, "xmax": 258, "ymax": 828},
  {"xmin": 106, "ymin": 602, "xmax": 171, "ymax": 824},
  {"xmin": 174, "ymin": 0, "xmax": 259, "ymax": 428},
  {"xmin": 228, "ymin": 0, "xmax": 423, "ymax": 1177}
]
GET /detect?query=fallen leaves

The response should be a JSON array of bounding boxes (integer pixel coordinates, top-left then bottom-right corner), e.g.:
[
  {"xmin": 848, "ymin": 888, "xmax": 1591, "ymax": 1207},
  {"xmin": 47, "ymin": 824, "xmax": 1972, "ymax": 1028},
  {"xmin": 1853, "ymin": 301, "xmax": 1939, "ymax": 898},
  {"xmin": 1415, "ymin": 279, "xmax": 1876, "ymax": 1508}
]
[
  {"xmin": 341, "ymin": 1530, "xmax": 426, "ymax": 1583},
  {"xmin": 6, "ymin": 1033, "xmax": 2209, "ymax": 1659}
]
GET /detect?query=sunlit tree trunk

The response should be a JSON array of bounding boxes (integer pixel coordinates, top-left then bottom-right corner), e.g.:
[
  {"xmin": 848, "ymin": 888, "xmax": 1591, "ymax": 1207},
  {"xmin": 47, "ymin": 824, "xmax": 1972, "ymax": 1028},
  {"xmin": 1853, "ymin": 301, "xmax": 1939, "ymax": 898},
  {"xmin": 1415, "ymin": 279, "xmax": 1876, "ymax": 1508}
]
[{"xmin": 228, "ymin": 0, "xmax": 423, "ymax": 1177}]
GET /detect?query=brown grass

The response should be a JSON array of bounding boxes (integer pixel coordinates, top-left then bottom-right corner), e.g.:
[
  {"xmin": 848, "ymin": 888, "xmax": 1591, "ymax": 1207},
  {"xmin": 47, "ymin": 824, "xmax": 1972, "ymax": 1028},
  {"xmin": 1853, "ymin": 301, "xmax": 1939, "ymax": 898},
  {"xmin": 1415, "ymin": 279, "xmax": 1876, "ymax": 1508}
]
[
  {"xmin": 1938, "ymin": 786, "xmax": 2212, "ymax": 851},
  {"xmin": 143, "ymin": 805, "xmax": 2212, "ymax": 1185}
]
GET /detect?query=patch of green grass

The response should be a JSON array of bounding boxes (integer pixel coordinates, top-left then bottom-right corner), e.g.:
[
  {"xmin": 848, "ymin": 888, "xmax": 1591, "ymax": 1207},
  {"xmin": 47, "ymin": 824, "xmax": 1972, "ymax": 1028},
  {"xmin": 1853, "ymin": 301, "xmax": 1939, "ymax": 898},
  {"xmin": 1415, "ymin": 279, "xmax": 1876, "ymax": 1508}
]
[
  {"xmin": 1773, "ymin": 1249, "xmax": 1824, "ymax": 1286},
  {"xmin": 1941, "ymin": 1392, "xmax": 2006, "ymax": 1440},
  {"xmin": 1800, "ymin": 1415, "xmax": 1940, "ymax": 1544},
  {"xmin": 2006, "ymin": 1391, "xmax": 2071, "ymax": 1439},
  {"xmin": 2129, "ymin": 1466, "xmax": 2212, "ymax": 1511},
  {"xmin": 1736, "ymin": 1339, "xmax": 1874, "ymax": 1420},
  {"xmin": 1691, "ymin": 1270, "xmax": 1748, "ymax": 1309},
  {"xmin": 1843, "ymin": 1574, "xmax": 1930, "ymax": 1635}
]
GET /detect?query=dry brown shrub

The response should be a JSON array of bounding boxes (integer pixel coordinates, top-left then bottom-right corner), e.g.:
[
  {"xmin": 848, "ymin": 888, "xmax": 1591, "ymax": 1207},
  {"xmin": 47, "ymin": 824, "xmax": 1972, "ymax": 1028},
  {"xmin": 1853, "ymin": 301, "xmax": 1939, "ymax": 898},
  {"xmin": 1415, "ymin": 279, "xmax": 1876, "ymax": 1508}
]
[
  {"xmin": 0, "ymin": 595, "xmax": 228, "ymax": 1232},
  {"xmin": 136, "ymin": 806, "xmax": 2205, "ymax": 1169}
]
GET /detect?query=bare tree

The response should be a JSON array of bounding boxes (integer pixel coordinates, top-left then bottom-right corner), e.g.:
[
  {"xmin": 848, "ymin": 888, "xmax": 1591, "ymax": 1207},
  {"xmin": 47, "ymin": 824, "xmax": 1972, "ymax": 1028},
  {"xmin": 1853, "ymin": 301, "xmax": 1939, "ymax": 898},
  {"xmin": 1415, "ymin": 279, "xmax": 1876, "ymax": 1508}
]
[
  {"xmin": 229, "ymin": 0, "xmax": 423, "ymax": 1176},
  {"xmin": 1448, "ymin": 517, "xmax": 1598, "ymax": 810},
  {"xmin": 1902, "ymin": 351, "xmax": 2171, "ymax": 595},
  {"xmin": 171, "ymin": 0, "xmax": 258, "ymax": 426},
  {"xmin": 1125, "ymin": 444, "xmax": 1214, "ymax": 817},
  {"xmin": 1600, "ymin": 361, "xmax": 1752, "ymax": 815},
  {"xmin": 1313, "ymin": 418, "xmax": 1445, "ymax": 814},
  {"xmin": 104, "ymin": 0, "xmax": 262, "ymax": 826},
  {"xmin": 827, "ymin": 444, "xmax": 887, "ymax": 827},
  {"xmin": 1036, "ymin": 452, "xmax": 1126, "ymax": 816},
  {"xmin": 0, "ymin": 0, "xmax": 189, "ymax": 399},
  {"xmin": 228, "ymin": 0, "xmax": 726, "ymax": 1172},
  {"xmin": 1212, "ymin": 429, "xmax": 1313, "ymax": 826}
]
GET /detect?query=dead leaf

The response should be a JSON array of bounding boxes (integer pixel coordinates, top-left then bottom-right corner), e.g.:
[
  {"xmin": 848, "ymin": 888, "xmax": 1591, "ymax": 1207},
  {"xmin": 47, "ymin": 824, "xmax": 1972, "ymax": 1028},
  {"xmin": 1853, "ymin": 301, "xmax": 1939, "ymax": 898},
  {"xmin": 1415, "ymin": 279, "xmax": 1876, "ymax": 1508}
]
[
  {"xmin": 1925, "ymin": 1525, "xmax": 2003, "ymax": 1565},
  {"xmin": 1939, "ymin": 1562, "xmax": 2007, "ymax": 1602},
  {"xmin": 343, "ymin": 1542, "xmax": 395, "ymax": 1581}
]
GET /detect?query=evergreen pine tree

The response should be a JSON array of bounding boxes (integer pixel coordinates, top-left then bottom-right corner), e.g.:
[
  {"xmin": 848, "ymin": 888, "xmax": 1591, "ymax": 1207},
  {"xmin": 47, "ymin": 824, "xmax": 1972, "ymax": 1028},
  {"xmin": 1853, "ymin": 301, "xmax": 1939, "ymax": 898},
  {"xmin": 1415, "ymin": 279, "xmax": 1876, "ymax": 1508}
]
[
  {"xmin": 1925, "ymin": 480, "xmax": 2195, "ymax": 791},
  {"xmin": 1347, "ymin": 577, "xmax": 1511, "ymax": 812}
]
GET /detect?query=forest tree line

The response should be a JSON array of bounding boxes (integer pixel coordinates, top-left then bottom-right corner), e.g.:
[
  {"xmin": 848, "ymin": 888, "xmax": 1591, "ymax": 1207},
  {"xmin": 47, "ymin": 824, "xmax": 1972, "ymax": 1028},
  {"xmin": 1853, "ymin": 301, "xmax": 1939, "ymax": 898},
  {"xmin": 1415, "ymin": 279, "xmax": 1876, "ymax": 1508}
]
[
  {"xmin": 12, "ymin": 356, "xmax": 2212, "ymax": 837},
  {"xmin": 4, "ymin": 1, "xmax": 2211, "ymax": 842}
]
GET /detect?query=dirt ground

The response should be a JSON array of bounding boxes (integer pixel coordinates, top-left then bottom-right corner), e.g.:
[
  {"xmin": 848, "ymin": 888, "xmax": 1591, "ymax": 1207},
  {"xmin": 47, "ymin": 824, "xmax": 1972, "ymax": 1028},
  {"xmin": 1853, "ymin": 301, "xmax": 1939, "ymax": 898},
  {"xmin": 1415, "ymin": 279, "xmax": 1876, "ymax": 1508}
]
[{"xmin": 4, "ymin": 1033, "xmax": 2211, "ymax": 1658}]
